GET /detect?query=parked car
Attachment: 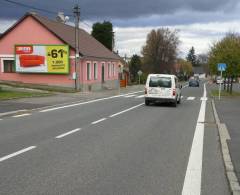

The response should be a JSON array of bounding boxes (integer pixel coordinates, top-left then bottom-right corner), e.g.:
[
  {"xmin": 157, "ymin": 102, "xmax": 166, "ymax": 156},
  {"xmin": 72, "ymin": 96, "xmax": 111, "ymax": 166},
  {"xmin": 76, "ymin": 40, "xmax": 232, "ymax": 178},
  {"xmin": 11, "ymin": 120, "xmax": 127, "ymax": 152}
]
[
  {"xmin": 216, "ymin": 76, "xmax": 223, "ymax": 84},
  {"xmin": 144, "ymin": 74, "xmax": 182, "ymax": 107},
  {"xmin": 189, "ymin": 79, "xmax": 199, "ymax": 87}
]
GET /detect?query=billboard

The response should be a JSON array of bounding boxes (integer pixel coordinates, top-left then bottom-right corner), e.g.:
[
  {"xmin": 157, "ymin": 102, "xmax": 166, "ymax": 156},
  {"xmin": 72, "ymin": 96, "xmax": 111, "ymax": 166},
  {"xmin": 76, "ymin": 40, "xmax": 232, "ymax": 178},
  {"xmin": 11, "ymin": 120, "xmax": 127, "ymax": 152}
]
[{"xmin": 15, "ymin": 45, "xmax": 69, "ymax": 74}]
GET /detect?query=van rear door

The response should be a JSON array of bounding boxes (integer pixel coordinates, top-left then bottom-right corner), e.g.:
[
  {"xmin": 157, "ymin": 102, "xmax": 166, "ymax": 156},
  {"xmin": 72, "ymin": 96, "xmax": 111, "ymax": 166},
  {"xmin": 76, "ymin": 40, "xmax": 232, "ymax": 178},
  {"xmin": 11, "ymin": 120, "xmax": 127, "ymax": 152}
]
[{"xmin": 148, "ymin": 76, "xmax": 172, "ymax": 97}]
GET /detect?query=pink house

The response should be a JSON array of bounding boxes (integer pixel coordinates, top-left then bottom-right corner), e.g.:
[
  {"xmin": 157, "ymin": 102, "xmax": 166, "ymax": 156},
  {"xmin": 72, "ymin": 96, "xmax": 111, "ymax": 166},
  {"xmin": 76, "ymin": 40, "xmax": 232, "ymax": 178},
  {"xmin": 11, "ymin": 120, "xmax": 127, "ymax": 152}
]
[{"xmin": 0, "ymin": 12, "xmax": 123, "ymax": 91}]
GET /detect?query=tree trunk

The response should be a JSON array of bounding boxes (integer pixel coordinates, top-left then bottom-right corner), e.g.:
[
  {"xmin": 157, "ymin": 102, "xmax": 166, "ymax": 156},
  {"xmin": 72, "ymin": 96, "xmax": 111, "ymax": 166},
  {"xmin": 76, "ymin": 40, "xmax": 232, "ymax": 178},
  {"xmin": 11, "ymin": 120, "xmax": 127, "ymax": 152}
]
[
  {"xmin": 227, "ymin": 76, "xmax": 230, "ymax": 92},
  {"xmin": 223, "ymin": 77, "xmax": 226, "ymax": 90},
  {"xmin": 230, "ymin": 76, "xmax": 233, "ymax": 94}
]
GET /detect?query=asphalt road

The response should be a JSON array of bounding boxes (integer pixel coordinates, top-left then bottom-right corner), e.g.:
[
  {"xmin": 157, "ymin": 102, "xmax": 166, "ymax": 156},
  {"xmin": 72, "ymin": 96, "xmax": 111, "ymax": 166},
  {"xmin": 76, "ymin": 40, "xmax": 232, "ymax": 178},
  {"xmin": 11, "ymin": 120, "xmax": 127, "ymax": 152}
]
[{"xmin": 0, "ymin": 82, "xmax": 230, "ymax": 195}]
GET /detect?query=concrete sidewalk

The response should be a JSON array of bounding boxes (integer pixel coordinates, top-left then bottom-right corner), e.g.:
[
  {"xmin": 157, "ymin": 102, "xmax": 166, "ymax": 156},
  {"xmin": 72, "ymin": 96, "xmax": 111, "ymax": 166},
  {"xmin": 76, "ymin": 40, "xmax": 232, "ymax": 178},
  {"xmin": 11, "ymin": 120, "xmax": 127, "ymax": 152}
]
[
  {"xmin": 0, "ymin": 85, "xmax": 144, "ymax": 115},
  {"xmin": 208, "ymin": 82, "xmax": 240, "ymax": 185}
]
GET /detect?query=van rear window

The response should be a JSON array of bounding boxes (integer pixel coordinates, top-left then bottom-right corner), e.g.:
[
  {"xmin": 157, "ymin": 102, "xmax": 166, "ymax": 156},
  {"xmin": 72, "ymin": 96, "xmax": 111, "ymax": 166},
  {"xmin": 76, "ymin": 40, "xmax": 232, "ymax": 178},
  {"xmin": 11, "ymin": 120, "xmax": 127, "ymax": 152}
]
[{"xmin": 149, "ymin": 77, "xmax": 172, "ymax": 88}]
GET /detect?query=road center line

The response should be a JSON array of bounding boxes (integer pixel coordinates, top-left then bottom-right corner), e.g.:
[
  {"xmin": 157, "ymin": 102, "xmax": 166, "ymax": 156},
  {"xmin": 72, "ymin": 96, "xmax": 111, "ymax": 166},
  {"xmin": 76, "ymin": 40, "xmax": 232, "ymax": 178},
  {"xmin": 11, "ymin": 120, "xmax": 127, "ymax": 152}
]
[
  {"xmin": 91, "ymin": 118, "xmax": 107, "ymax": 124},
  {"xmin": 12, "ymin": 113, "xmax": 31, "ymax": 118},
  {"xmin": 109, "ymin": 103, "xmax": 144, "ymax": 118},
  {"xmin": 0, "ymin": 146, "xmax": 36, "ymax": 162},
  {"xmin": 182, "ymin": 83, "xmax": 207, "ymax": 195},
  {"xmin": 187, "ymin": 97, "xmax": 195, "ymax": 100},
  {"xmin": 55, "ymin": 128, "xmax": 82, "ymax": 139},
  {"xmin": 40, "ymin": 91, "xmax": 143, "ymax": 113}
]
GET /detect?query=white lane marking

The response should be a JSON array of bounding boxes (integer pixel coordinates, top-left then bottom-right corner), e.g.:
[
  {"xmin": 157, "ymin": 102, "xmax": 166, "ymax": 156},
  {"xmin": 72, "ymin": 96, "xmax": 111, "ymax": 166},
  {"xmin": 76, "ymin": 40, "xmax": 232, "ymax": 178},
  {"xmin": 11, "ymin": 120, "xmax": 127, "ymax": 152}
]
[
  {"xmin": 124, "ymin": 95, "xmax": 136, "ymax": 98},
  {"xmin": 55, "ymin": 128, "xmax": 82, "ymax": 139},
  {"xmin": 0, "ymin": 146, "xmax": 36, "ymax": 162},
  {"xmin": 187, "ymin": 97, "xmax": 195, "ymax": 100},
  {"xmin": 182, "ymin": 83, "xmax": 207, "ymax": 195},
  {"xmin": 135, "ymin": 95, "xmax": 145, "ymax": 98},
  {"xmin": 40, "ymin": 91, "xmax": 143, "ymax": 113},
  {"xmin": 109, "ymin": 103, "xmax": 144, "ymax": 118},
  {"xmin": 12, "ymin": 113, "xmax": 31, "ymax": 118},
  {"xmin": 91, "ymin": 118, "xmax": 107, "ymax": 125}
]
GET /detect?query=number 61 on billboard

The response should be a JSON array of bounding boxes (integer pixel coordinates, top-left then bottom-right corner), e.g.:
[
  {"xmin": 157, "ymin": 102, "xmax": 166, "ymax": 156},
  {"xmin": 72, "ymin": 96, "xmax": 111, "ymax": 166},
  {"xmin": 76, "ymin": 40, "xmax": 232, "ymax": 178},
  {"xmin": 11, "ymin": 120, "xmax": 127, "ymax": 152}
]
[{"xmin": 15, "ymin": 45, "xmax": 69, "ymax": 74}]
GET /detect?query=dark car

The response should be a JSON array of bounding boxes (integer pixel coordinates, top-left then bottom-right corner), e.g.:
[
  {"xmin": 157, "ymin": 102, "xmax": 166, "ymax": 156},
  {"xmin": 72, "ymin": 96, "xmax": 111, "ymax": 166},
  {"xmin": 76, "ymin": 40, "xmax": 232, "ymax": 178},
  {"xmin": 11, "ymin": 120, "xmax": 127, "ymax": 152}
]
[{"xmin": 189, "ymin": 79, "xmax": 199, "ymax": 87}]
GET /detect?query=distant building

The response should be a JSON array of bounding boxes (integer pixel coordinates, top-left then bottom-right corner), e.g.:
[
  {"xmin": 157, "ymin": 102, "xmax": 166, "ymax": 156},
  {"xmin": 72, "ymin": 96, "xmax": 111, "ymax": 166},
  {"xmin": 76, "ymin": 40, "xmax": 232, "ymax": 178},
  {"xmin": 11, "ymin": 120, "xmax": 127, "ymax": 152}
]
[{"xmin": 0, "ymin": 12, "xmax": 124, "ymax": 91}]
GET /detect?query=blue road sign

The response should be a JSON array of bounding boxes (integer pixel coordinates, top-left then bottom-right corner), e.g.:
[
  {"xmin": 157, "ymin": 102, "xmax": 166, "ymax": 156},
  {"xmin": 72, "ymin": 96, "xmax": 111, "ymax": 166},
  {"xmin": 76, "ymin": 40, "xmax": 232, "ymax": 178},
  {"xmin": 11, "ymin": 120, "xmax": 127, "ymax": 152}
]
[{"xmin": 218, "ymin": 63, "xmax": 227, "ymax": 71}]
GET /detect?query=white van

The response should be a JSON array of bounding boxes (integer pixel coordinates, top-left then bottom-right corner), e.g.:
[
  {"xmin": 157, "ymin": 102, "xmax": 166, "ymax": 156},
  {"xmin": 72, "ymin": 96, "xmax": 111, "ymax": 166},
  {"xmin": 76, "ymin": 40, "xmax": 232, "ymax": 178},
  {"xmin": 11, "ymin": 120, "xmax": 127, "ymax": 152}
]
[{"xmin": 144, "ymin": 74, "xmax": 182, "ymax": 107}]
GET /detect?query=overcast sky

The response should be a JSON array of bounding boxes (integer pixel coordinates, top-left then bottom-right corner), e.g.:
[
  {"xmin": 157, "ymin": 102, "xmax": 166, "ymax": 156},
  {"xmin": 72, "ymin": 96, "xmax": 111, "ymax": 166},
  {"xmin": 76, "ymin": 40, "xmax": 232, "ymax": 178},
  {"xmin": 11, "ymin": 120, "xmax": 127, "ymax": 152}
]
[{"xmin": 1, "ymin": 0, "xmax": 240, "ymax": 58}]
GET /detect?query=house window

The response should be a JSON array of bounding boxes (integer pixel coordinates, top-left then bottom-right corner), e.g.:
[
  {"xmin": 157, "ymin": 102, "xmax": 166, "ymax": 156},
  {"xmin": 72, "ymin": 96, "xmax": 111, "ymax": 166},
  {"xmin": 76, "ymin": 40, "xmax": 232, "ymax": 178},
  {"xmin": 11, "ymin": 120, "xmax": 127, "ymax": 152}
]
[
  {"xmin": 112, "ymin": 63, "xmax": 115, "ymax": 76},
  {"xmin": 3, "ymin": 60, "xmax": 15, "ymax": 73},
  {"xmin": 87, "ymin": 63, "xmax": 91, "ymax": 80},
  {"xmin": 108, "ymin": 63, "xmax": 111, "ymax": 78},
  {"xmin": 94, "ymin": 63, "xmax": 98, "ymax": 80}
]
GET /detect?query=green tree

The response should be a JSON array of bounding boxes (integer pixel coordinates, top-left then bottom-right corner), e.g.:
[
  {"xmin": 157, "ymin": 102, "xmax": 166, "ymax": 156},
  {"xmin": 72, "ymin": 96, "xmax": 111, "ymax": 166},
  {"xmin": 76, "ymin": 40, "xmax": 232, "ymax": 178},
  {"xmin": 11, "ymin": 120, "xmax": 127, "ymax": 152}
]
[
  {"xmin": 91, "ymin": 21, "xmax": 114, "ymax": 51},
  {"xmin": 208, "ymin": 33, "xmax": 240, "ymax": 93},
  {"xmin": 177, "ymin": 58, "xmax": 193, "ymax": 77},
  {"xmin": 186, "ymin": 46, "xmax": 197, "ymax": 66},
  {"xmin": 141, "ymin": 28, "xmax": 179, "ymax": 74},
  {"xmin": 129, "ymin": 54, "xmax": 142, "ymax": 82}
]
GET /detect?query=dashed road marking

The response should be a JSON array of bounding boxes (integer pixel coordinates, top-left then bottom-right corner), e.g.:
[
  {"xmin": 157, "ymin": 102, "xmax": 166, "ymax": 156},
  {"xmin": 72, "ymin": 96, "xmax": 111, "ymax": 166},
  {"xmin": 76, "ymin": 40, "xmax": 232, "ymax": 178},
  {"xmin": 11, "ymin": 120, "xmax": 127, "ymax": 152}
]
[
  {"xmin": 187, "ymin": 97, "xmax": 195, "ymax": 100},
  {"xmin": 91, "ymin": 118, "xmax": 107, "ymax": 125},
  {"xmin": 109, "ymin": 103, "xmax": 144, "ymax": 118},
  {"xmin": 12, "ymin": 113, "xmax": 31, "ymax": 118},
  {"xmin": 55, "ymin": 128, "xmax": 82, "ymax": 139},
  {"xmin": 0, "ymin": 146, "xmax": 36, "ymax": 162}
]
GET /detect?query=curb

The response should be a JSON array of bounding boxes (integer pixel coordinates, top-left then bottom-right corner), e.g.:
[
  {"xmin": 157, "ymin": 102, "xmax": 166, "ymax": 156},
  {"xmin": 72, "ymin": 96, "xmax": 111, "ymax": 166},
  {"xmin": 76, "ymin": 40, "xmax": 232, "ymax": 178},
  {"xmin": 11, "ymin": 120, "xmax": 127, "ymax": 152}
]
[{"xmin": 212, "ymin": 100, "xmax": 240, "ymax": 195}]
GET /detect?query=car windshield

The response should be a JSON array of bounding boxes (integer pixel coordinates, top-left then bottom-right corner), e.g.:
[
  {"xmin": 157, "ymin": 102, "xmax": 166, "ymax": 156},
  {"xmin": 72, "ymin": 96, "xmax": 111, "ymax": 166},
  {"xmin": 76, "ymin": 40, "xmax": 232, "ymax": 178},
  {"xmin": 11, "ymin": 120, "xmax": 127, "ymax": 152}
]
[
  {"xmin": 189, "ymin": 79, "xmax": 197, "ymax": 83},
  {"xmin": 149, "ymin": 76, "xmax": 172, "ymax": 88}
]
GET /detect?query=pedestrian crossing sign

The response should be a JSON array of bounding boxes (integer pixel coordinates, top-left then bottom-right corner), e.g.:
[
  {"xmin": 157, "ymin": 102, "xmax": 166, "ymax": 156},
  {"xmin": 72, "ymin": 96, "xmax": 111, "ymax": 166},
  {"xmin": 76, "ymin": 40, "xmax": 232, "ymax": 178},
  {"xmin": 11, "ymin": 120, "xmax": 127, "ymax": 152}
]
[{"xmin": 217, "ymin": 63, "xmax": 226, "ymax": 71}]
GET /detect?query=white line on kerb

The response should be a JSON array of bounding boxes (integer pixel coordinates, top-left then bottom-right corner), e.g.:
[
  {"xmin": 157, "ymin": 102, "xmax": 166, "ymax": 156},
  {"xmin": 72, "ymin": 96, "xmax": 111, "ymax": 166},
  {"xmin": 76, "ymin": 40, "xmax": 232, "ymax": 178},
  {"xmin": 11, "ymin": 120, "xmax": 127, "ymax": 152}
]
[
  {"xmin": 109, "ymin": 103, "xmax": 144, "ymax": 118},
  {"xmin": 91, "ymin": 118, "xmax": 107, "ymax": 125},
  {"xmin": 55, "ymin": 128, "xmax": 82, "ymax": 139},
  {"xmin": 0, "ymin": 146, "xmax": 36, "ymax": 162},
  {"xmin": 182, "ymin": 83, "xmax": 207, "ymax": 195},
  {"xmin": 40, "ymin": 91, "xmax": 143, "ymax": 113},
  {"xmin": 12, "ymin": 113, "xmax": 31, "ymax": 118}
]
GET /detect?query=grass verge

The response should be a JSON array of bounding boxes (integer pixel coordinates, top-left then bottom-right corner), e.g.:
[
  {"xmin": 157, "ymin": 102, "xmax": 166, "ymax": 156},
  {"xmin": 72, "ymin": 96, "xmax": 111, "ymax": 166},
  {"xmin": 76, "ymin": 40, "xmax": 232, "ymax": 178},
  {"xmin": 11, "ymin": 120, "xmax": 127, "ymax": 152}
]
[
  {"xmin": 0, "ymin": 90, "xmax": 52, "ymax": 100},
  {"xmin": 211, "ymin": 89, "xmax": 240, "ymax": 97}
]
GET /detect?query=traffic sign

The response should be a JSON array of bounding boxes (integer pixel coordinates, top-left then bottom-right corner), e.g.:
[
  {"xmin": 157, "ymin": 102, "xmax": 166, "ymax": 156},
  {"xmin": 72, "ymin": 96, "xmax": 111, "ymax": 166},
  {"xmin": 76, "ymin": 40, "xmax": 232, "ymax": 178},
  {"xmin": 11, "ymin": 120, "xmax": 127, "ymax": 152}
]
[
  {"xmin": 218, "ymin": 63, "xmax": 226, "ymax": 71},
  {"xmin": 137, "ymin": 70, "xmax": 143, "ymax": 76}
]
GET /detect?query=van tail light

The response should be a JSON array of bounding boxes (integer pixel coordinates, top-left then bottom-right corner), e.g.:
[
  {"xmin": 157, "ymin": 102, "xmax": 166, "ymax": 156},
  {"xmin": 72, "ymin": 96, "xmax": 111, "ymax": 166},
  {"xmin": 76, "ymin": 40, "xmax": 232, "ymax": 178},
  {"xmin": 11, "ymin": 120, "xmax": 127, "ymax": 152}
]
[
  {"xmin": 145, "ymin": 87, "xmax": 147, "ymax": 94},
  {"xmin": 173, "ymin": 88, "xmax": 176, "ymax": 96}
]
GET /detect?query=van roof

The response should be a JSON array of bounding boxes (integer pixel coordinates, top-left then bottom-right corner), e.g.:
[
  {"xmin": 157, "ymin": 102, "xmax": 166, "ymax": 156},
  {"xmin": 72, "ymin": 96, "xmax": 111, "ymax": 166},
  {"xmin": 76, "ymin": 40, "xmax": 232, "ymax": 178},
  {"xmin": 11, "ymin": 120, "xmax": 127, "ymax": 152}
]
[{"xmin": 148, "ymin": 74, "xmax": 176, "ymax": 78}]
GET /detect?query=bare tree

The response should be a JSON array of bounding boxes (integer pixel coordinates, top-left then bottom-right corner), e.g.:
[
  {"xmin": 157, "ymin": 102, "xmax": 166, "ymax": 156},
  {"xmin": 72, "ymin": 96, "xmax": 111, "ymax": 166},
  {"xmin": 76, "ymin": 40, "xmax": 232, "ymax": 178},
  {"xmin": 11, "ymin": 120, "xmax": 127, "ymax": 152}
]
[{"xmin": 141, "ymin": 28, "xmax": 179, "ymax": 74}]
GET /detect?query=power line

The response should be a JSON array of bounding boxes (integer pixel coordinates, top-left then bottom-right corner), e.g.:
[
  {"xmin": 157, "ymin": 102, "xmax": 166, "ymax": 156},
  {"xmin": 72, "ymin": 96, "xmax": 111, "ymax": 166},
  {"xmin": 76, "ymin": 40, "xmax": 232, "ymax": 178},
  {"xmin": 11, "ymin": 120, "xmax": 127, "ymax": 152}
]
[
  {"xmin": 2, "ymin": 0, "xmax": 73, "ymax": 16},
  {"xmin": 2, "ymin": 0, "xmax": 92, "ymax": 29}
]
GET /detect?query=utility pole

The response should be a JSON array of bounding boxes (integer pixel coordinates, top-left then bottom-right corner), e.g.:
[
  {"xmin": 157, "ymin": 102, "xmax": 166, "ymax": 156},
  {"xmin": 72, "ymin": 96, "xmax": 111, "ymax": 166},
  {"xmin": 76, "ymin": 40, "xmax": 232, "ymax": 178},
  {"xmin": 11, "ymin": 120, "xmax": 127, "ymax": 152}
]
[{"xmin": 73, "ymin": 5, "xmax": 80, "ymax": 90}]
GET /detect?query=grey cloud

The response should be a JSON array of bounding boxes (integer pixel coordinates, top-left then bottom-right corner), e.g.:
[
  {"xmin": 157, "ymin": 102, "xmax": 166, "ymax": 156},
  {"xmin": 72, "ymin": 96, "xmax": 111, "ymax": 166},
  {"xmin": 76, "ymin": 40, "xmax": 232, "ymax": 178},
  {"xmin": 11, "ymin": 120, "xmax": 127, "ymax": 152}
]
[{"xmin": 0, "ymin": 0, "xmax": 238, "ymax": 21}]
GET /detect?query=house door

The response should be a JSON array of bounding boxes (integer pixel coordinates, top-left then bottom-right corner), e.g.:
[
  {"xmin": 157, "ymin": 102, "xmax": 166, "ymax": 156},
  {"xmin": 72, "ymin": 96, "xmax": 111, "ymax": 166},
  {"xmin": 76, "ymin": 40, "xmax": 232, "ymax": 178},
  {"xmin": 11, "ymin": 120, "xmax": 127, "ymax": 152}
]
[{"xmin": 101, "ymin": 65, "xmax": 105, "ymax": 83}]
